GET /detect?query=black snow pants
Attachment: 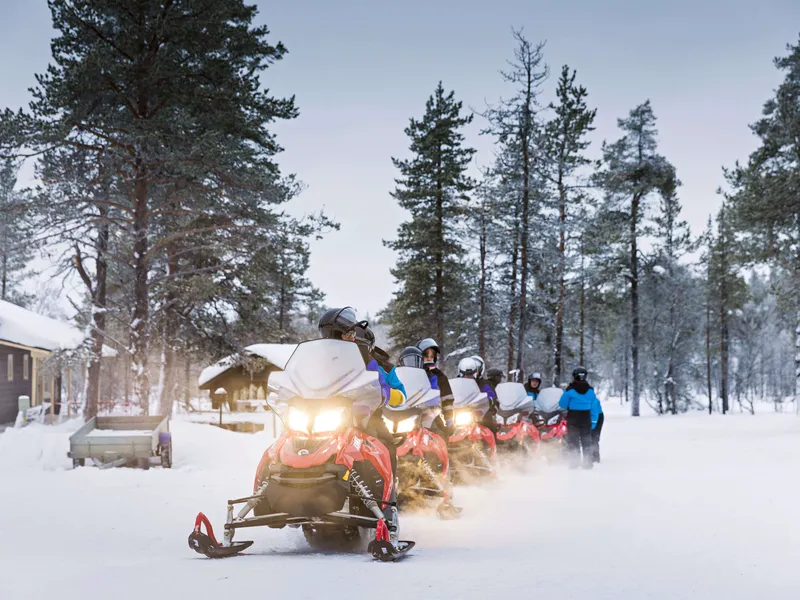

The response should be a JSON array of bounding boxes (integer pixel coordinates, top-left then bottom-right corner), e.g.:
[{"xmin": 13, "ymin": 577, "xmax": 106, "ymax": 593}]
[
  {"xmin": 565, "ymin": 410, "xmax": 593, "ymax": 469},
  {"xmin": 592, "ymin": 412, "xmax": 604, "ymax": 464}
]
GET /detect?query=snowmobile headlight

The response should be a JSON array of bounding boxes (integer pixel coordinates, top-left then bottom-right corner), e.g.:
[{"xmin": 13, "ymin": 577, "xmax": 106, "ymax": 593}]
[
  {"xmin": 288, "ymin": 407, "xmax": 310, "ymax": 432},
  {"xmin": 547, "ymin": 415, "xmax": 560, "ymax": 426},
  {"xmin": 455, "ymin": 411, "xmax": 474, "ymax": 426},
  {"xmin": 395, "ymin": 416, "xmax": 417, "ymax": 434},
  {"xmin": 313, "ymin": 407, "xmax": 345, "ymax": 433},
  {"xmin": 382, "ymin": 415, "xmax": 417, "ymax": 434},
  {"xmin": 507, "ymin": 413, "xmax": 519, "ymax": 425}
]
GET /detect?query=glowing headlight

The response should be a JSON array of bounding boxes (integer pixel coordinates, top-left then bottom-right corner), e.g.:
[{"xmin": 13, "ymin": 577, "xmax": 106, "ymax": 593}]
[
  {"xmin": 507, "ymin": 413, "xmax": 519, "ymax": 425},
  {"xmin": 454, "ymin": 411, "xmax": 474, "ymax": 426},
  {"xmin": 547, "ymin": 415, "xmax": 560, "ymax": 426},
  {"xmin": 288, "ymin": 407, "xmax": 310, "ymax": 432},
  {"xmin": 382, "ymin": 415, "xmax": 418, "ymax": 434},
  {"xmin": 313, "ymin": 407, "xmax": 345, "ymax": 433}
]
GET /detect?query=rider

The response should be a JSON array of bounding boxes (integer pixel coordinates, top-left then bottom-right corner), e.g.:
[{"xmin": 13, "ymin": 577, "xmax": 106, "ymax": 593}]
[
  {"xmin": 318, "ymin": 307, "xmax": 406, "ymax": 537},
  {"xmin": 416, "ymin": 338, "xmax": 455, "ymax": 434},
  {"xmin": 457, "ymin": 356, "xmax": 498, "ymax": 432},
  {"xmin": 558, "ymin": 366, "xmax": 601, "ymax": 470},
  {"xmin": 525, "ymin": 372, "xmax": 542, "ymax": 400},
  {"xmin": 485, "ymin": 368, "xmax": 504, "ymax": 392}
]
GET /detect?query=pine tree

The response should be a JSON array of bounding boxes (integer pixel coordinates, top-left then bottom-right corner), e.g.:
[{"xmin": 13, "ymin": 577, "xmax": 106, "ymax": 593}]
[
  {"xmin": 386, "ymin": 82, "xmax": 476, "ymax": 351},
  {"xmin": 481, "ymin": 30, "xmax": 548, "ymax": 372},
  {"xmin": 594, "ymin": 101, "xmax": 677, "ymax": 416},
  {"xmin": 0, "ymin": 159, "xmax": 34, "ymax": 306},
  {"xmin": 1, "ymin": 0, "xmax": 300, "ymax": 414},
  {"xmin": 544, "ymin": 65, "xmax": 596, "ymax": 384},
  {"xmin": 725, "ymin": 35, "xmax": 800, "ymax": 413}
]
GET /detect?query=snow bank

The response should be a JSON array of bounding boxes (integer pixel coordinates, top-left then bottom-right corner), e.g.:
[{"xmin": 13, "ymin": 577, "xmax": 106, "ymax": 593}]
[
  {"xmin": 0, "ymin": 418, "xmax": 82, "ymax": 471},
  {"xmin": 0, "ymin": 298, "xmax": 85, "ymax": 351}
]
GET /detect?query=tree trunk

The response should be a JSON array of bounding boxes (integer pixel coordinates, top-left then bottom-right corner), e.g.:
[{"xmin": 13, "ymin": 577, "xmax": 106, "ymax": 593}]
[
  {"xmin": 85, "ymin": 206, "xmax": 109, "ymax": 421},
  {"xmin": 516, "ymin": 125, "xmax": 531, "ymax": 374},
  {"xmin": 157, "ymin": 245, "xmax": 178, "ymax": 416},
  {"xmin": 1, "ymin": 254, "xmax": 7, "ymax": 300},
  {"xmin": 478, "ymin": 207, "xmax": 487, "ymax": 359},
  {"xmin": 719, "ymin": 206, "xmax": 729, "ymax": 415},
  {"xmin": 435, "ymin": 162, "xmax": 445, "ymax": 347},
  {"xmin": 554, "ymin": 170, "xmax": 567, "ymax": 385},
  {"xmin": 506, "ymin": 219, "xmax": 520, "ymax": 373},
  {"xmin": 630, "ymin": 194, "xmax": 641, "ymax": 417},
  {"xmin": 579, "ymin": 235, "xmax": 586, "ymax": 366},
  {"xmin": 131, "ymin": 164, "xmax": 150, "ymax": 415}
]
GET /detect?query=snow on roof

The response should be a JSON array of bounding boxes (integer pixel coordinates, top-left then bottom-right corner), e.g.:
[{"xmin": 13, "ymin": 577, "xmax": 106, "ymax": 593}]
[
  {"xmin": 198, "ymin": 343, "xmax": 298, "ymax": 388},
  {"xmin": 0, "ymin": 299, "xmax": 85, "ymax": 352}
]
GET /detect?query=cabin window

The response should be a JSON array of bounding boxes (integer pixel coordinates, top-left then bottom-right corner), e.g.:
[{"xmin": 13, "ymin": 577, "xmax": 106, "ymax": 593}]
[
  {"xmin": 23, "ymin": 355, "xmax": 29, "ymax": 380},
  {"xmin": 7, "ymin": 354, "xmax": 13, "ymax": 382}
]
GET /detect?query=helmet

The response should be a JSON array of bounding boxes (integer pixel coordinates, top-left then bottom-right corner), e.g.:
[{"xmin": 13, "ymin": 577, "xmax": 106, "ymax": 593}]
[
  {"xmin": 318, "ymin": 307, "xmax": 366, "ymax": 340},
  {"xmin": 486, "ymin": 368, "xmax": 503, "ymax": 385},
  {"xmin": 572, "ymin": 366, "xmax": 588, "ymax": 382},
  {"xmin": 528, "ymin": 372, "xmax": 542, "ymax": 383},
  {"xmin": 469, "ymin": 355, "xmax": 485, "ymax": 379},
  {"xmin": 398, "ymin": 346, "xmax": 424, "ymax": 369},
  {"xmin": 355, "ymin": 324, "xmax": 375, "ymax": 352},
  {"xmin": 416, "ymin": 338, "xmax": 440, "ymax": 357},
  {"xmin": 457, "ymin": 356, "xmax": 482, "ymax": 378}
]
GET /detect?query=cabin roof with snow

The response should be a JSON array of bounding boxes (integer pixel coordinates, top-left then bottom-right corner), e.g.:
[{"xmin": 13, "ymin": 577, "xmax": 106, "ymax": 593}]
[
  {"xmin": 198, "ymin": 343, "xmax": 298, "ymax": 391},
  {"xmin": 0, "ymin": 299, "xmax": 86, "ymax": 353}
]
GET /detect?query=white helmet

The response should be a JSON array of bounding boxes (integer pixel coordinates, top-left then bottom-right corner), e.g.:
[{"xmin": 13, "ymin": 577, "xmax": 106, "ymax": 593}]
[
  {"xmin": 458, "ymin": 356, "xmax": 482, "ymax": 378},
  {"xmin": 469, "ymin": 355, "xmax": 485, "ymax": 379}
]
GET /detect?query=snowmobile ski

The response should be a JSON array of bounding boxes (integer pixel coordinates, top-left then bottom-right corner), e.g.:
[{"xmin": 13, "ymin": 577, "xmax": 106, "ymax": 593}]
[
  {"xmin": 367, "ymin": 519, "xmax": 415, "ymax": 562},
  {"xmin": 188, "ymin": 512, "xmax": 253, "ymax": 559}
]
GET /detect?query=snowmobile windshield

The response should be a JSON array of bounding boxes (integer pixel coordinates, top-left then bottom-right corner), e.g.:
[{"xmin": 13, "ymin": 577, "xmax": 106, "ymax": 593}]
[
  {"xmin": 268, "ymin": 339, "xmax": 382, "ymax": 412},
  {"xmin": 534, "ymin": 387, "xmax": 563, "ymax": 413},
  {"xmin": 496, "ymin": 382, "xmax": 534, "ymax": 412},
  {"xmin": 390, "ymin": 366, "xmax": 441, "ymax": 412},
  {"xmin": 449, "ymin": 378, "xmax": 490, "ymax": 415}
]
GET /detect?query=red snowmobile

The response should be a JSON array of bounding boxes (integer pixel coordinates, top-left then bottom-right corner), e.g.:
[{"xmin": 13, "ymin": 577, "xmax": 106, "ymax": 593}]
[
  {"xmin": 531, "ymin": 387, "xmax": 568, "ymax": 447},
  {"xmin": 493, "ymin": 382, "xmax": 540, "ymax": 457},
  {"xmin": 188, "ymin": 339, "xmax": 414, "ymax": 562},
  {"xmin": 447, "ymin": 378, "xmax": 497, "ymax": 481},
  {"xmin": 385, "ymin": 365, "xmax": 462, "ymax": 519}
]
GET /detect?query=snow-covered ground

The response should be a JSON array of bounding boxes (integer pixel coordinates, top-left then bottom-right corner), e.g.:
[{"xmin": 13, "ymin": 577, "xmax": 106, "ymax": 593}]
[{"xmin": 1, "ymin": 403, "xmax": 800, "ymax": 599}]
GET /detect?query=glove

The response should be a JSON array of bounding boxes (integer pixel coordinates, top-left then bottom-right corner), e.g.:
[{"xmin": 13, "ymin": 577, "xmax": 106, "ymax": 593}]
[{"xmin": 388, "ymin": 388, "xmax": 405, "ymax": 407}]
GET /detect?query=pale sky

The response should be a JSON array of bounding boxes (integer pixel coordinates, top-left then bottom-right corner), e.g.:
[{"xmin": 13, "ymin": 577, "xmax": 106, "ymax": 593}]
[{"xmin": 1, "ymin": 0, "xmax": 799, "ymax": 316}]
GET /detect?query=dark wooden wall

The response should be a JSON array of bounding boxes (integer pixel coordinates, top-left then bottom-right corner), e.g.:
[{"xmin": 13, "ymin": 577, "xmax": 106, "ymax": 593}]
[{"xmin": 0, "ymin": 344, "xmax": 33, "ymax": 424}]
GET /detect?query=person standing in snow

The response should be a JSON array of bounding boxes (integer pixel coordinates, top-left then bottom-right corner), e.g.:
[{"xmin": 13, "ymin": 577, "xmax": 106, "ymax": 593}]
[
  {"xmin": 559, "ymin": 366, "xmax": 601, "ymax": 469},
  {"xmin": 591, "ymin": 394, "xmax": 604, "ymax": 464}
]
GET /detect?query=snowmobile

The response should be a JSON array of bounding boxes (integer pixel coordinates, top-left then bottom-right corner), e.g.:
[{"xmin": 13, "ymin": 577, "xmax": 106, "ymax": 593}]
[
  {"xmin": 188, "ymin": 339, "xmax": 415, "ymax": 562},
  {"xmin": 384, "ymin": 366, "xmax": 462, "ymax": 519},
  {"xmin": 493, "ymin": 382, "xmax": 541, "ymax": 458},
  {"xmin": 531, "ymin": 387, "xmax": 568, "ymax": 449},
  {"xmin": 447, "ymin": 378, "xmax": 497, "ymax": 482}
]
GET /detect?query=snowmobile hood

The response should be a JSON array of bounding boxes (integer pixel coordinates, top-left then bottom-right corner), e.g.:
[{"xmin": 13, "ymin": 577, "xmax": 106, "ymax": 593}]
[
  {"xmin": 450, "ymin": 378, "xmax": 490, "ymax": 414},
  {"xmin": 496, "ymin": 382, "xmax": 534, "ymax": 412},
  {"xmin": 534, "ymin": 387, "xmax": 563, "ymax": 413},
  {"xmin": 388, "ymin": 366, "xmax": 441, "ymax": 412},
  {"xmin": 267, "ymin": 339, "xmax": 382, "ymax": 413}
]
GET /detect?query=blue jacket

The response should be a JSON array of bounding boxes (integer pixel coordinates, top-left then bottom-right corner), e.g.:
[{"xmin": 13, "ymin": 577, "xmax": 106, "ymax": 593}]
[
  {"xmin": 559, "ymin": 387, "xmax": 602, "ymax": 429},
  {"xmin": 366, "ymin": 359, "xmax": 406, "ymax": 404}
]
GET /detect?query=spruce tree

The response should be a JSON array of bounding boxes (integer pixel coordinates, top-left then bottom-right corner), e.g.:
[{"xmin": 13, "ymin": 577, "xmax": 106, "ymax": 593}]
[
  {"xmin": 594, "ymin": 101, "xmax": 677, "ymax": 416},
  {"xmin": 1, "ymin": 0, "xmax": 301, "ymax": 413},
  {"xmin": 386, "ymin": 82, "xmax": 476, "ymax": 351},
  {"xmin": 725, "ymin": 36, "xmax": 800, "ymax": 413},
  {"xmin": 544, "ymin": 65, "xmax": 596, "ymax": 384},
  {"xmin": 0, "ymin": 159, "xmax": 34, "ymax": 306}
]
